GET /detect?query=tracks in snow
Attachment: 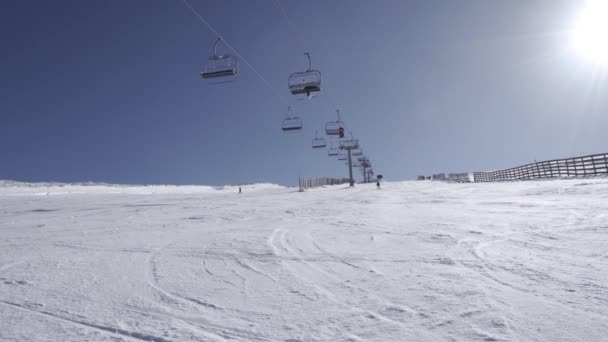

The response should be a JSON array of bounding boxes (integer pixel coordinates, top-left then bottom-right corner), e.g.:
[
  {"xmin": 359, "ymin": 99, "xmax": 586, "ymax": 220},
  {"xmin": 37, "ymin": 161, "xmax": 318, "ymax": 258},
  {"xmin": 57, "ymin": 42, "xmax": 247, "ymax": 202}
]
[
  {"xmin": 268, "ymin": 227, "xmax": 438, "ymax": 340},
  {"xmin": 144, "ymin": 241, "xmax": 272, "ymax": 342},
  {"xmin": 0, "ymin": 300, "xmax": 173, "ymax": 342}
]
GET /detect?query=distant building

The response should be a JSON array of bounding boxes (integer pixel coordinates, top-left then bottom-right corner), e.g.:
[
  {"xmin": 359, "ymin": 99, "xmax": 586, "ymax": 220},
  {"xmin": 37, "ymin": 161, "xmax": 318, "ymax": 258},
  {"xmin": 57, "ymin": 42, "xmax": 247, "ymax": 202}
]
[
  {"xmin": 447, "ymin": 173, "xmax": 472, "ymax": 183},
  {"xmin": 432, "ymin": 173, "xmax": 446, "ymax": 180}
]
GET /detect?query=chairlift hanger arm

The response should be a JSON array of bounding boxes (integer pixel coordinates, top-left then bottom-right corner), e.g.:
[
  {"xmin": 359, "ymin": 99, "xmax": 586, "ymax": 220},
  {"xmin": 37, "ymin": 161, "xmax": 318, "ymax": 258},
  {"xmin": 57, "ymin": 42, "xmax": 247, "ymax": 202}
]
[
  {"xmin": 304, "ymin": 52, "xmax": 312, "ymax": 71},
  {"xmin": 213, "ymin": 37, "xmax": 221, "ymax": 57}
]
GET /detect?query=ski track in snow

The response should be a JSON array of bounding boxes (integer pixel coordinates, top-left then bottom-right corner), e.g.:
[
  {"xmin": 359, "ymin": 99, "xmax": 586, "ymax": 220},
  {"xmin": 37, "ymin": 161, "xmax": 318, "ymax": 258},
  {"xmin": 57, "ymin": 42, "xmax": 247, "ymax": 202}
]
[{"xmin": 1, "ymin": 180, "xmax": 607, "ymax": 341}]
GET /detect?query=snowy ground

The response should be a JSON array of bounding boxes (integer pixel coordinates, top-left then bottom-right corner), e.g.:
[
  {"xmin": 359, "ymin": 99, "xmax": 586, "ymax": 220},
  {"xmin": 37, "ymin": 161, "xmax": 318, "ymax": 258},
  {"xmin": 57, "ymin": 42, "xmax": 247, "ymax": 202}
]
[{"xmin": 1, "ymin": 179, "xmax": 607, "ymax": 342}]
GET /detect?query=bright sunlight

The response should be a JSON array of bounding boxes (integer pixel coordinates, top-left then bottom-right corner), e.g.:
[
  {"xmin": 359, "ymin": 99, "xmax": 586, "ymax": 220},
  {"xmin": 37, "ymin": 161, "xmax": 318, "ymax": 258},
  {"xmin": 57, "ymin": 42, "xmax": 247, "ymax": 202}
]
[{"xmin": 571, "ymin": 0, "xmax": 608, "ymax": 66}]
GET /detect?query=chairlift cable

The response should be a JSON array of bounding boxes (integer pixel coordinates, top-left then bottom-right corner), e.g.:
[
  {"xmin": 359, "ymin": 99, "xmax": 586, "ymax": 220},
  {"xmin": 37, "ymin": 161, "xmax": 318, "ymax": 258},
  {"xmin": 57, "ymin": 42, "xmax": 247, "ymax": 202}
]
[
  {"xmin": 272, "ymin": 0, "xmax": 309, "ymax": 51},
  {"xmin": 182, "ymin": 0, "xmax": 289, "ymax": 105}
]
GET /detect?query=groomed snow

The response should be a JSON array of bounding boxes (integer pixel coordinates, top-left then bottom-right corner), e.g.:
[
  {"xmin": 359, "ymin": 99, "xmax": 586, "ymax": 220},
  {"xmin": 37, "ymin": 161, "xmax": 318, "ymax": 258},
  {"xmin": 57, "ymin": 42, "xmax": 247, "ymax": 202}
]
[{"xmin": 1, "ymin": 179, "xmax": 607, "ymax": 341}]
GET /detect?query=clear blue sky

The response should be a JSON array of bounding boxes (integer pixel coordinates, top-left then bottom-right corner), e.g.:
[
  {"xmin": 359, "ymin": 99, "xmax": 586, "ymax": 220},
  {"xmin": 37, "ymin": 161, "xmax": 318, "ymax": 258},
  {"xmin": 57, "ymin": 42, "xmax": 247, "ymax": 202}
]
[{"xmin": 1, "ymin": 0, "xmax": 606, "ymax": 185}]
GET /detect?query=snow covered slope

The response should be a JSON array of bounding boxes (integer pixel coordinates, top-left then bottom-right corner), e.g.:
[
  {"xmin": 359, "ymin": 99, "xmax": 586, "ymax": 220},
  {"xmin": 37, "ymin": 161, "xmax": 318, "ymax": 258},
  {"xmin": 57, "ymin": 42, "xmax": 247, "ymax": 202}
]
[{"xmin": 0, "ymin": 179, "xmax": 607, "ymax": 341}]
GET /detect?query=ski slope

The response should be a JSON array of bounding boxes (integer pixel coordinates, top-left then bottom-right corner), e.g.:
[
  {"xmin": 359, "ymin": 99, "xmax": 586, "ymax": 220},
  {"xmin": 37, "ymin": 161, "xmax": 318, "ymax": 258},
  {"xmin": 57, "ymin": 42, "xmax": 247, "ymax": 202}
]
[{"xmin": 1, "ymin": 179, "xmax": 607, "ymax": 341}]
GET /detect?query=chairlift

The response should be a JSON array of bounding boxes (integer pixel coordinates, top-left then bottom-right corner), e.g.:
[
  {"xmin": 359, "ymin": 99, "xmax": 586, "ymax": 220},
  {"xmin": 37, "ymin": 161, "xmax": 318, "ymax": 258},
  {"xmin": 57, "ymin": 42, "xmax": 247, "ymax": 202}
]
[
  {"xmin": 288, "ymin": 53, "xmax": 321, "ymax": 97},
  {"xmin": 338, "ymin": 151, "xmax": 347, "ymax": 161},
  {"xmin": 325, "ymin": 109, "xmax": 345, "ymax": 136},
  {"xmin": 312, "ymin": 130, "xmax": 326, "ymax": 149},
  {"xmin": 327, "ymin": 142, "xmax": 339, "ymax": 156},
  {"xmin": 339, "ymin": 133, "xmax": 359, "ymax": 150},
  {"xmin": 201, "ymin": 37, "xmax": 238, "ymax": 80},
  {"xmin": 352, "ymin": 148, "xmax": 363, "ymax": 156},
  {"xmin": 282, "ymin": 106, "xmax": 303, "ymax": 132}
]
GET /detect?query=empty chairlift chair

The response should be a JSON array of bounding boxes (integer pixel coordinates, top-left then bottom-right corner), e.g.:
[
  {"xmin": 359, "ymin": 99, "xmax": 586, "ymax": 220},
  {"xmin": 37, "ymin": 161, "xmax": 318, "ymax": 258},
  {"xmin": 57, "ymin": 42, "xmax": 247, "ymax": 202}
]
[
  {"xmin": 327, "ymin": 143, "xmax": 339, "ymax": 156},
  {"xmin": 351, "ymin": 148, "xmax": 363, "ymax": 156},
  {"xmin": 282, "ymin": 106, "xmax": 303, "ymax": 132},
  {"xmin": 338, "ymin": 134, "xmax": 359, "ymax": 150},
  {"xmin": 201, "ymin": 37, "xmax": 238, "ymax": 80},
  {"xmin": 325, "ymin": 109, "xmax": 345, "ymax": 136},
  {"xmin": 312, "ymin": 131, "xmax": 327, "ymax": 149},
  {"xmin": 288, "ymin": 53, "xmax": 321, "ymax": 97}
]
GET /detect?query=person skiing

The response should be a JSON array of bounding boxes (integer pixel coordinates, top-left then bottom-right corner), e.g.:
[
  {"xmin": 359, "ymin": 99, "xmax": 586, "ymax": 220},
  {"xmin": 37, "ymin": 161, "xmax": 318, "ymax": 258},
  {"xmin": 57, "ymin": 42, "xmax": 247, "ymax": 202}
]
[
  {"xmin": 376, "ymin": 181, "xmax": 381, "ymax": 190},
  {"xmin": 238, "ymin": 187, "xmax": 242, "ymax": 194}
]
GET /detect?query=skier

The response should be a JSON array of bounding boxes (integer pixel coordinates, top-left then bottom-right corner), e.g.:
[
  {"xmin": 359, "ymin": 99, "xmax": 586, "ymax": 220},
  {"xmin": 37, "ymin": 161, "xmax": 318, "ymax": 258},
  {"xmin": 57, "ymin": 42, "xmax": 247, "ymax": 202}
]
[
  {"xmin": 238, "ymin": 187, "xmax": 242, "ymax": 194},
  {"xmin": 376, "ymin": 181, "xmax": 381, "ymax": 190}
]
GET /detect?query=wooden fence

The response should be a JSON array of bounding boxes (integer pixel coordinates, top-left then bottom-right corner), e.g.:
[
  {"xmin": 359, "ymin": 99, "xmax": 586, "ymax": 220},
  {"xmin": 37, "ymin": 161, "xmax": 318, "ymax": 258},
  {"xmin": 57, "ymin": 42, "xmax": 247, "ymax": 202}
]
[
  {"xmin": 298, "ymin": 177, "xmax": 351, "ymax": 191},
  {"xmin": 473, "ymin": 153, "xmax": 608, "ymax": 182}
]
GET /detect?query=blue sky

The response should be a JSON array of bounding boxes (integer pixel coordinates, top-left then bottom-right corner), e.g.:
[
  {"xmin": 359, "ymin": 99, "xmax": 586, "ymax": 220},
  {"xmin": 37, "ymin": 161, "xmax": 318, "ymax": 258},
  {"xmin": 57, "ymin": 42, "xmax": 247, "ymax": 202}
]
[{"xmin": 1, "ymin": 0, "xmax": 606, "ymax": 185}]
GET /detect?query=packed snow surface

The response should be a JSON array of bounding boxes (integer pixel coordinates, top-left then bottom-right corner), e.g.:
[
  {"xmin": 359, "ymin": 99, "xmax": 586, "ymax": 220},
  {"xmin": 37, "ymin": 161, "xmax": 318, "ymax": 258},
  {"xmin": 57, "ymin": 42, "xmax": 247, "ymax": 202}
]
[{"xmin": 1, "ymin": 179, "xmax": 607, "ymax": 341}]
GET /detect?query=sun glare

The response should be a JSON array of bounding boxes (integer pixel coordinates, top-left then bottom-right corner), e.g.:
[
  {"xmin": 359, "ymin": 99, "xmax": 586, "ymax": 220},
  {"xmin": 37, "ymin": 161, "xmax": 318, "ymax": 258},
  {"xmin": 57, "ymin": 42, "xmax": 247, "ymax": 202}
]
[{"xmin": 571, "ymin": 0, "xmax": 608, "ymax": 66}]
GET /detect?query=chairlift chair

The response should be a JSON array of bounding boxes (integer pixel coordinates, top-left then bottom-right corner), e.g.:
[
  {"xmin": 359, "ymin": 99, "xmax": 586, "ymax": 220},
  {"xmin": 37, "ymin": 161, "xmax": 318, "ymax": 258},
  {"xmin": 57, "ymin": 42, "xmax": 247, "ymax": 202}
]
[
  {"xmin": 282, "ymin": 106, "xmax": 303, "ymax": 132},
  {"xmin": 288, "ymin": 53, "xmax": 321, "ymax": 97},
  {"xmin": 312, "ymin": 130, "xmax": 326, "ymax": 149},
  {"xmin": 325, "ymin": 109, "xmax": 345, "ymax": 136},
  {"xmin": 327, "ymin": 143, "xmax": 339, "ymax": 156},
  {"xmin": 351, "ymin": 148, "xmax": 363, "ymax": 156},
  {"xmin": 339, "ymin": 138, "xmax": 359, "ymax": 150},
  {"xmin": 325, "ymin": 123, "xmax": 344, "ymax": 136},
  {"xmin": 338, "ymin": 131, "xmax": 359, "ymax": 150},
  {"xmin": 338, "ymin": 151, "xmax": 347, "ymax": 161},
  {"xmin": 201, "ymin": 37, "xmax": 238, "ymax": 80},
  {"xmin": 339, "ymin": 140, "xmax": 359, "ymax": 150}
]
